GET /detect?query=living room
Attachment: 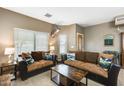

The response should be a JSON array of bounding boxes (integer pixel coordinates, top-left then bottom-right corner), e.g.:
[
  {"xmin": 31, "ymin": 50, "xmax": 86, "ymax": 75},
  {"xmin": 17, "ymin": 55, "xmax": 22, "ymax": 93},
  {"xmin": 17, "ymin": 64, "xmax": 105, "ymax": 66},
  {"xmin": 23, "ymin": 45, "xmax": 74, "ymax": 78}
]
[{"xmin": 0, "ymin": 6, "xmax": 124, "ymax": 87}]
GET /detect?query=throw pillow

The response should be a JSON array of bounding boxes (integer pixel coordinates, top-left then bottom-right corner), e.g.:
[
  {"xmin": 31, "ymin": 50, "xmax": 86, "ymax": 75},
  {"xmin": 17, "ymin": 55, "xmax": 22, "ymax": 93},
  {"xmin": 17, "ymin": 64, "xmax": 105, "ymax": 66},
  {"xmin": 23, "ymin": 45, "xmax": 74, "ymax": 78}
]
[
  {"xmin": 44, "ymin": 53, "xmax": 53, "ymax": 60},
  {"xmin": 31, "ymin": 51, "xmax": 42, "ymax": 61},
  {"xmin": 21, "ymin": 52, "xmax": 30, "ymax": 60},
  {"xmin": 25, "ymin": 56, "xmax": 34, "ymax": 65},
  {"xmin": 67, "ymin": 53, "xmax": 75, "ymax": 61},
  {"xmin": 99, "ymin": 54, "xmax": 113, "ymax": 70}
]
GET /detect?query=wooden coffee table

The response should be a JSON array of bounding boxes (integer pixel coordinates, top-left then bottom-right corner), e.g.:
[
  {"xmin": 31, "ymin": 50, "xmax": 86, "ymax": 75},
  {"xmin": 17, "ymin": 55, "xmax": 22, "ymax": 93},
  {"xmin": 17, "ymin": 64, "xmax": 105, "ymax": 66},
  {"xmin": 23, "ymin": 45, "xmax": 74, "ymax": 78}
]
[{"xmin": 51, "ymin": 64, "xmax": 88, "ymax": 86}]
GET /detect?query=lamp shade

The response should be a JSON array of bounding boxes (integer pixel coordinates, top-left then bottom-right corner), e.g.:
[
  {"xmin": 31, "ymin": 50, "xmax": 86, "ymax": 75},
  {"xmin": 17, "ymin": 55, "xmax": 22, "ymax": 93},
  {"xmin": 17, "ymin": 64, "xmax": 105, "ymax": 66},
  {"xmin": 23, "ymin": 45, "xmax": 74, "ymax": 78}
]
[
  {"xmin": 4, "ymin": 48, "xmax": 15, "ymax": 55},
  {"xmin": 50, "ymin": 46, "xmax": 55, "ymax": 51}
]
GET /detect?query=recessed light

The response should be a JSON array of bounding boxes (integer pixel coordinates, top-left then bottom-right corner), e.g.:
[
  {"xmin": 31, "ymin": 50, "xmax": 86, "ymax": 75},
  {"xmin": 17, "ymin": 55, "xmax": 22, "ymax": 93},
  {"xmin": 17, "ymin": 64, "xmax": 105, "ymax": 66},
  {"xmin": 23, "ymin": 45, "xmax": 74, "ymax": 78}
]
[{"xmin": 44, "ymin": 13, "xmax": 52, "ymax": 18}]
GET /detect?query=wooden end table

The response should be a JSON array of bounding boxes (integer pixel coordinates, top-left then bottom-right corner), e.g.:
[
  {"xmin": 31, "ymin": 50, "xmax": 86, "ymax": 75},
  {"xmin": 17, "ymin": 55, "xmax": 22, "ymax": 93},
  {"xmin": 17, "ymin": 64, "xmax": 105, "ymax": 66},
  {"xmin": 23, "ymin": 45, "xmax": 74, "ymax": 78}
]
[
  {"xmin": 51, "ymin": 64, "xmax": 88, "ymax": 86},
  {"xmin": 0, "ymin": 62, "xmax": 17, "ymax": 80}
]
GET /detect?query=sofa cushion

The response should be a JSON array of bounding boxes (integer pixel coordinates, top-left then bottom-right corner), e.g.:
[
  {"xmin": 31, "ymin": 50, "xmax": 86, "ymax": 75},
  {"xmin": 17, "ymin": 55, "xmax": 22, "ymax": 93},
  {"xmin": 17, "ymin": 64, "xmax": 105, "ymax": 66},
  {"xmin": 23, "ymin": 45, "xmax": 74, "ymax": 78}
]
[
  {"xmin": 85, "ymin": 52, "xmax": 99, "ymax": 64},
  {"xmin": 99, "ymin": 53, "xmax": 114, "ymax": 59},
  {"xmin": 64, "ymin": 60, "xmax": 84, "ymax": 67},
  {"xmin": 75, "ymin": 51, "xmax": 85, "ymax": 61},
  {"xmin": 64, "ymin": 60, "xmax": 108, "ymax": 78},
  {"xmin": 27, "ymin": 60, "xmax": 53, "ymax": 72},
  {"xmin": 31, "ymin": 51, "xmax": 43, "ymax": 61},
  {"xmin": 81, "ymin": 62, "xmax": 108, "ymax": 78}
]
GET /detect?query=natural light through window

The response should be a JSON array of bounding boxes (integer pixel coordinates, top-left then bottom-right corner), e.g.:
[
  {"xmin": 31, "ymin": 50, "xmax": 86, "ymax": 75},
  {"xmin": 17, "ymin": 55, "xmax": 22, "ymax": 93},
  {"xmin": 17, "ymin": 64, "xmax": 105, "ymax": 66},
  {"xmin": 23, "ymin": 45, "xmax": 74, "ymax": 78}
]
[
  {"xmin": 14, "ymin": 28, "xmax": 49, "ymax": 58},
  {"xmin": 59, "ymin": 34, "xmax": 67, "ymax": 54}
]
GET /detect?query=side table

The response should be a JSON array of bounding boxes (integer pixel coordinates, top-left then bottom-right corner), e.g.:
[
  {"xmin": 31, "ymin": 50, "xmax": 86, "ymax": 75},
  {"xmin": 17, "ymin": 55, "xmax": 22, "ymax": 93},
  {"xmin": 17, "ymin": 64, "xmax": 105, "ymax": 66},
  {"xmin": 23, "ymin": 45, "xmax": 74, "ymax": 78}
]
[{"xmin": 0, "ymin": 62, "xmax": 17, "ymax": 80}]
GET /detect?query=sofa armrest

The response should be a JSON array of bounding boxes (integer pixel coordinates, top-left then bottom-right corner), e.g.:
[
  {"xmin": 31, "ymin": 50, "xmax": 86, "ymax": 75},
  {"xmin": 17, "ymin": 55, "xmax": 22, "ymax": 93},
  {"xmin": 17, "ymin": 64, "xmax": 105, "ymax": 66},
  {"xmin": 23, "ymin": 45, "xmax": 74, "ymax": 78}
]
[
  {"xmin": 61, "ymin": 54, "xmax": 67, "ymax": 61},
  {"xmin": 52, "ymin": 55, "xmax": 57, "ymax": 65},
  {"xmin": 108, "ymin": 64, "xmax": 120, "ymax": 86},
  {"xmin": 18, "ymin": 61, "xmax": 28, "ymax": 80}
]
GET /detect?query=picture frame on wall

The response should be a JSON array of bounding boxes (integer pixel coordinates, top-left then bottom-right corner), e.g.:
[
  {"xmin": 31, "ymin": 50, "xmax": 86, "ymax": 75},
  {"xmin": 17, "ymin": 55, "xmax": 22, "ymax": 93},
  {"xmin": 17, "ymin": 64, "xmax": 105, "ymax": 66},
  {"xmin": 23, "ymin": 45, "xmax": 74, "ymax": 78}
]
[{"xmin": 104, "ymin": 34, "xmax": 114, "ymax": 46}]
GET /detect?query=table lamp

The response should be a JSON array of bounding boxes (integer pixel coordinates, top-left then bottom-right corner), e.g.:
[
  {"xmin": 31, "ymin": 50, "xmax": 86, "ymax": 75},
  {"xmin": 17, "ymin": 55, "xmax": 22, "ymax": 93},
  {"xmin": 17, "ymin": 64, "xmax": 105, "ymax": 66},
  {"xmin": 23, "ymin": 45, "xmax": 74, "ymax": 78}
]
[{"xmin": 4, "ymin": 48, "xmax": 15, "ymax": 63}]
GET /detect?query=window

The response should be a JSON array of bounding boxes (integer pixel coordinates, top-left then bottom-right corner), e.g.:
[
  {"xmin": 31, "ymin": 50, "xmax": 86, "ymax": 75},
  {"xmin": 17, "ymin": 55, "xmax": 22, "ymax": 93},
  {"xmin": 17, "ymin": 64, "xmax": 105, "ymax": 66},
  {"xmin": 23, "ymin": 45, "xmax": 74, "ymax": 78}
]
[
  {"xmin": 14, "ymin": 28, "xmax": 49, "ymax": 58},
  {"xmin": 35, "ymin": 32, "xmax": 49, "ymax": 51},
  {"xmin": 14, "ymin": 28, "xmax": 35, "ymax": 58},
  {"xmin": 59, "ymin": 34, "xmax": 67, "ymax": 54}
]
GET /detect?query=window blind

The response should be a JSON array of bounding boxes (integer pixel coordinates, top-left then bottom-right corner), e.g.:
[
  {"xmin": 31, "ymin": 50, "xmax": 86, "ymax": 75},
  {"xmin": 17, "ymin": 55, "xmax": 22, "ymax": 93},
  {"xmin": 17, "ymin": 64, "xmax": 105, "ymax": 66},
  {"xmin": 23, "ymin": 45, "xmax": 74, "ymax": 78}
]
[
  {"xmin": 14, "ymin": 28, "xmax": 35, "ymax": 58},
  {"xmin": 35, "ymin": 32, "xmax": 49, "ymax": 51},
  {"xmin": 14, "ymin": 28, "xmax": 49, "ymax": 59}
]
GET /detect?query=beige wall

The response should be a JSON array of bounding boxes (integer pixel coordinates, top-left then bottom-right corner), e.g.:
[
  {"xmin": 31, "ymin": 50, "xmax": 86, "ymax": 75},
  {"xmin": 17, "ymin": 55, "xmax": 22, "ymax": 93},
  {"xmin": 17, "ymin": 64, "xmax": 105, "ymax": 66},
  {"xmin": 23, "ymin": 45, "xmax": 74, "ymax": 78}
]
[
  {"xmin": 84, "ymin": 22, "xmax": 124, "ymax": 52},
  {"xmin": 0, "ymin": 8, "xmax": 53, "ymax": 63},
  {"xmin": 51, "ymin": 24, "xmax": 85, "ymax": 55},
  {"xmin": 52, "ymin": 24, "xmax": 76, "ymax": 55},
  {"xmin": 2, "ymin": 7, "xmax": 121, "ymax": 62},
  {"xmin": 0, "ymin": 8, "xmax": 84, "ymax": 62},
  {"xmin": 76, "ymin": 24, "xmax": 85, "ymax": 50},
  {"xmin": 76, "ymin": 24, "xmax": 85, "ymax": 34}
]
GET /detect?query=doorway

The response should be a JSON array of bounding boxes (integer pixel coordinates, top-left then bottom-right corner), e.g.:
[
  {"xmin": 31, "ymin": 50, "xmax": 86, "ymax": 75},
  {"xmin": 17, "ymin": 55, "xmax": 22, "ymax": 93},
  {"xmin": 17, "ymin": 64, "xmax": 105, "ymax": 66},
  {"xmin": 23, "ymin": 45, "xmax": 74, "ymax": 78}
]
[{"xmin": 77, "ymin": 33, "xmax": 84, "ymax": 51}]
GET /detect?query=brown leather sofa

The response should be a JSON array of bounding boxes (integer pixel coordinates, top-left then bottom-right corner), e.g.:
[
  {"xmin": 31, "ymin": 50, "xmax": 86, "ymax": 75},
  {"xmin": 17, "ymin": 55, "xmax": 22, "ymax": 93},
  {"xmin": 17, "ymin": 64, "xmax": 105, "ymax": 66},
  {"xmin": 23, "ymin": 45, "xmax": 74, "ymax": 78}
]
[
  {"xmin": 62, "ymin": 51, "xmax": 120, "ymax": 86},
  {"xmin": 19, "ymin": 51, "xmax": 57, "ymax": 80}
]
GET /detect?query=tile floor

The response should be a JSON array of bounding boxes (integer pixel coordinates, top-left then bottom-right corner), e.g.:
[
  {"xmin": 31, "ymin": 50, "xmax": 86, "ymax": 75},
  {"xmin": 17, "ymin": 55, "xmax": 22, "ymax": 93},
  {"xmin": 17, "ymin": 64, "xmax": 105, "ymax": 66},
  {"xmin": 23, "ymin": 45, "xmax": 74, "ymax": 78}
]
[{"xmin": 12, "ymin": 69, "xmax": 124, "ymax": 86}]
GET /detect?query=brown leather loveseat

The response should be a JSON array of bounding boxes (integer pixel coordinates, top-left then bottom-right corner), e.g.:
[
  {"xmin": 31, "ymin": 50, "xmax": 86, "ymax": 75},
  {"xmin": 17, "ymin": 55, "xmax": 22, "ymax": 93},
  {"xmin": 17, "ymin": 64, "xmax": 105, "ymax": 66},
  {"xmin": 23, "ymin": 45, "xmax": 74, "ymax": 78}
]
[
  {"xmin": 19, "ymin": 51, "xmax": 56, "ymax": 80},
  {"xmin": 62, "ymin": 51, "xmax": 120, "ymax": 86}
]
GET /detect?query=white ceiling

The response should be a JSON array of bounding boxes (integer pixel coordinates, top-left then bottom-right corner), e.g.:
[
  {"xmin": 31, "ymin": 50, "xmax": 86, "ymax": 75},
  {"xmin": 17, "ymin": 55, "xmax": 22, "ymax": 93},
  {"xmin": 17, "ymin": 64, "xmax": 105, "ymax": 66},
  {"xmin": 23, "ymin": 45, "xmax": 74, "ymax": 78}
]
[{"xmin": 4, "ymin": 7, "xmax": 124, "ymax": 27}]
